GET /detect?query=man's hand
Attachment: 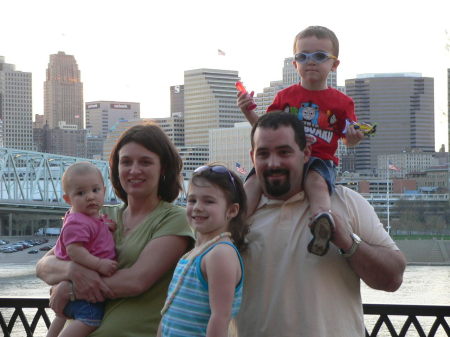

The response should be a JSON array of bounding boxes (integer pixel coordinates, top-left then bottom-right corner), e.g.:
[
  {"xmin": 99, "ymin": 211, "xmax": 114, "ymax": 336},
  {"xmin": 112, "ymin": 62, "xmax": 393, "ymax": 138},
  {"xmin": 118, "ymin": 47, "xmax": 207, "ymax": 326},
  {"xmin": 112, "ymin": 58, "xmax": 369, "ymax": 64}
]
[{"xmin": 329, "ymin": 211, "xmax": 353, "ymax": 252}]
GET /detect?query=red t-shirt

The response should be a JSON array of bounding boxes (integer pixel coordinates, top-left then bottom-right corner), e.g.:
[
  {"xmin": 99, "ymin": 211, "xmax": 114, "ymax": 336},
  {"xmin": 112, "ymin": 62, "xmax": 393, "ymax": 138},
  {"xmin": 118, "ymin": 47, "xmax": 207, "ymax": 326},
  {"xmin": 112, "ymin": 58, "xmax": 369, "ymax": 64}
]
[{"xmin": 267, "ymin": 84, "xmax": 356, "ymax": 165}]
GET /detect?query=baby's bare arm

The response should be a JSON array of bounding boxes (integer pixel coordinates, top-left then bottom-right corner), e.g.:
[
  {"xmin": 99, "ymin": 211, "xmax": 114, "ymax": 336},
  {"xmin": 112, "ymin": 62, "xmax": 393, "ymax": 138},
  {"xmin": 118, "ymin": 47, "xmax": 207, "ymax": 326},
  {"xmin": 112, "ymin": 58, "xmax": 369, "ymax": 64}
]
[{"xmin": 66, "ymin": 243, "xmax": 117, "ymax": 276}]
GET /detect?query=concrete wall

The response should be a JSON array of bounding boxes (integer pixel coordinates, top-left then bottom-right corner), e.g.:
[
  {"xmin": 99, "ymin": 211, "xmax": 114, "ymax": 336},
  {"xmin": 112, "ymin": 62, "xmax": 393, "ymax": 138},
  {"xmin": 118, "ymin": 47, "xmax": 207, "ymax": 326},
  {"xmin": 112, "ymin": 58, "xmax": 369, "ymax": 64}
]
[{"xmin": 395, "ymin": 240, "xmax": 450, "ymax": 265}]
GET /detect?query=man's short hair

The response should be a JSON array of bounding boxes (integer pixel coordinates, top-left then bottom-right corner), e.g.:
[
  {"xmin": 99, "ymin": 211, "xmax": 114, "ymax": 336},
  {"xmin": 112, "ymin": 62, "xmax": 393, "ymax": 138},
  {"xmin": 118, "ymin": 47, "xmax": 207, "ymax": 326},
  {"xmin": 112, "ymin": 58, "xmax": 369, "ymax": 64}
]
[
  {"xmin": 251, "ymin": 111, "xmax": 306, "ymax": 150},
  {"xmin": 293, "ymin": 26, "xmax": 339, "ymax": 57}
]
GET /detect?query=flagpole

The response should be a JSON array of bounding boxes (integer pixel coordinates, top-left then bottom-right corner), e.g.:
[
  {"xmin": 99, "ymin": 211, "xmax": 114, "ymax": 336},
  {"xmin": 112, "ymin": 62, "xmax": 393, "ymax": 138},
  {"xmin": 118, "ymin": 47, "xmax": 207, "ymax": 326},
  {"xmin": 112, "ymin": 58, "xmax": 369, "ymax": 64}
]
[{"xmin": 386, "ymin": 157, "xmax": 391, "ymax": 235}]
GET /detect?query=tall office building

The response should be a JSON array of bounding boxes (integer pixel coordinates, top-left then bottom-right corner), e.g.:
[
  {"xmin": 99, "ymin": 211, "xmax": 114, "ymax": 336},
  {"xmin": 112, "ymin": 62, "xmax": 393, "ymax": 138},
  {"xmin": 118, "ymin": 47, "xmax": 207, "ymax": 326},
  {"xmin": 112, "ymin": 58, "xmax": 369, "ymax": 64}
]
[
  {"xmin": 44, "ymin": 51, "xmax": 83, "ymax": 129},
  {"xmin": 0, "ymin": 56, "xmax": 33, "ymax": 150},
  {"xmin": 447, "ymin": 69, "xmax": 450, "ymax": 150},
  {"xmin": 184, "ymin": 69, "xmax": 245, "ymax": 146},
  {"xmin": 346, "ymin": 73, "xmax": 434, "ymax": 172},
  {"xmin": 170, "ymin": 85, "xmax": 184, "ymax": 117},
  {"xmin": 85, "ymin": 101, "xmax": 140, "ymax": 138},
  {"xmin": 151, "ymin": 116, "xmax": 185, "ymax": 148}
]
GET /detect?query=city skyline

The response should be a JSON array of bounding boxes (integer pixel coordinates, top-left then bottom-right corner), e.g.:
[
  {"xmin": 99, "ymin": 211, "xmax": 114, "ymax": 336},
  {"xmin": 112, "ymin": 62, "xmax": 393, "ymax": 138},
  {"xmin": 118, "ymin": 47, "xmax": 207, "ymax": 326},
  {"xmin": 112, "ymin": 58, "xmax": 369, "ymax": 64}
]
[{"xmin": 1, "ymin": 0, "xmax": 449, "ymax": 149}]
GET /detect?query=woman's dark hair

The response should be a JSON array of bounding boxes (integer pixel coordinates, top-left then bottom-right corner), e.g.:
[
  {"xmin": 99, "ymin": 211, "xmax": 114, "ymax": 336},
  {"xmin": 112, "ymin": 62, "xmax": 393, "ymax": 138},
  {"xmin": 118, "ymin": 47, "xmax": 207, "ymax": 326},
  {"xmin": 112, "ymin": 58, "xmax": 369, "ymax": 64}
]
[
  {"xmin": 190, "ymin": 164, "xmax": 249, "ymax": 252},
  {"xmin": 109, "ymin": 123, "xmax": 183, "ymax": 204}
]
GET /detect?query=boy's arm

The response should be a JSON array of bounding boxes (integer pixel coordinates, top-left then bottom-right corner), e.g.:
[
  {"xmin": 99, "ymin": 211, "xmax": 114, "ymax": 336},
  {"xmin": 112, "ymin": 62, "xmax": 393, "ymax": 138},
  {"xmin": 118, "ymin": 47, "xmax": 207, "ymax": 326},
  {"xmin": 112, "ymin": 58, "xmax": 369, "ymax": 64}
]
[
  {"xmin": 204, "ymin": 245, "xmax": 240, "ymax": 337},
  {"xmin": 237, "ymin": 91, "xmax": 258, "ymax": 126},
  {"xmin": 66, "ymin": 243, "xmax": 118, "ymax": 277},
  {"xmin": 244, "ymin": 173, "xmax": 262, "ymax": 217}
]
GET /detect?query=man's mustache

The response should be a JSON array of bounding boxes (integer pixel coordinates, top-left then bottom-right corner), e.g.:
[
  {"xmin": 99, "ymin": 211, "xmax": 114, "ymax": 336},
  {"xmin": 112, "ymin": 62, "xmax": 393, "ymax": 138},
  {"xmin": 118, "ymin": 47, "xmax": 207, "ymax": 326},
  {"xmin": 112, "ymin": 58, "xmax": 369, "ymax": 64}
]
[{"xmin": 264, "ymin": 169, "xmax": 289, "ymax": 177}]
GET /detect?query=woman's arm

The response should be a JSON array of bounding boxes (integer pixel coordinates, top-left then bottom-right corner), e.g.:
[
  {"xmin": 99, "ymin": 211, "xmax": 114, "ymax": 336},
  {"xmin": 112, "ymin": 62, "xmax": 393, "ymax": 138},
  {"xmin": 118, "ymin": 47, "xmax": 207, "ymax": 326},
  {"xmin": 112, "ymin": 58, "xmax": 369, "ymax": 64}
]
[
  {"xmin": 103, "ymin": 235, "xmax": 190, "ymax": 298},
  {"xmin": 36, "ymin": 248, "xmax": 71, "ymax": 285}
]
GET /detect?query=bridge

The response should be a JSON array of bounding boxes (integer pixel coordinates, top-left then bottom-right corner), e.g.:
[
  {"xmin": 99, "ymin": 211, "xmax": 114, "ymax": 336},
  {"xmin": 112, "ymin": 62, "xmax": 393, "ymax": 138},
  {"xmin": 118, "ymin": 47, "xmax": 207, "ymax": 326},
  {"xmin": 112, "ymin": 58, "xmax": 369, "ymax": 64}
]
[
  {"xmin": 1, "ymin": 147, "xmax": 448, "ymax": 236},
  {"xmin": 0, "ymin": 147, "xmax": 118, "ymax": 236}
]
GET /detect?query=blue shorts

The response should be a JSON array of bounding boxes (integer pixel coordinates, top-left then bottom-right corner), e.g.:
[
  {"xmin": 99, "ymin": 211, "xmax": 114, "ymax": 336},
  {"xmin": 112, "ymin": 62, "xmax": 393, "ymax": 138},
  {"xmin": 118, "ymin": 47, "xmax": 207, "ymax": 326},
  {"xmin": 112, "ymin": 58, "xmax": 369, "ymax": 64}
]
[
  {"xmin": 63, "ymin": 300, "xmax": 105, "ymax": 327},
  {"xmin": 304, "ymin": 157, "xmax": 336, "ymax": 195}
]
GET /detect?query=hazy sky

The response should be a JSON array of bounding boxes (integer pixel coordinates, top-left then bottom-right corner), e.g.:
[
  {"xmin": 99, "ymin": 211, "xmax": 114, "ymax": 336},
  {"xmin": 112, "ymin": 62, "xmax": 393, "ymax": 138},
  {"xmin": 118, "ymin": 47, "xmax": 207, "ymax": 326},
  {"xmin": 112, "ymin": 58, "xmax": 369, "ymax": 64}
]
[{"xmin": 2, "ymin": 0, "xmax": 449, "ymax": 149}]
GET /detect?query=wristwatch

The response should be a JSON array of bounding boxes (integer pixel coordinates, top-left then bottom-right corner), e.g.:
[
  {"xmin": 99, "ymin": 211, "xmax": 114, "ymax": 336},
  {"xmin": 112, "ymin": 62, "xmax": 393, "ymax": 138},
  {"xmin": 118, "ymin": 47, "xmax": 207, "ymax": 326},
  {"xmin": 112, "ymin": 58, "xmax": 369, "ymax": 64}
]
[{"xmin": 339, "ymin": 233, "xmax": 362, "ymax": 258}]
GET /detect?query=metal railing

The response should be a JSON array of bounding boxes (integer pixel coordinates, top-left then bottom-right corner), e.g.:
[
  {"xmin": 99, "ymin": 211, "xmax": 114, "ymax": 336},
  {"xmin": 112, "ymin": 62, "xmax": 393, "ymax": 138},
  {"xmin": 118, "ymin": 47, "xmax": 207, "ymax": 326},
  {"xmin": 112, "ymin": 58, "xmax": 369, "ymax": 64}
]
[
  {"xmin": 364, "ymin": 304, "xmax": 450, "ymax": 337},
  {"xmin": 1, "ymin": 299, "xmax": 449, "ymax": 336}
]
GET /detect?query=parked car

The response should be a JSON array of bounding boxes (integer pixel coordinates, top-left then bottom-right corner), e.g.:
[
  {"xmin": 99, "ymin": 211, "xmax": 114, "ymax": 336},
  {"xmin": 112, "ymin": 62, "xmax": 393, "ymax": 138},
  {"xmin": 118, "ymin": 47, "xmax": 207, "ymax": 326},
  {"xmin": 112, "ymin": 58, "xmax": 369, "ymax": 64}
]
[
  {"xmin": 28, "ymin": 249, "xmax": 39, "ymax": 254},
  {"xmin": 1, "ymin": 247, "xmax": 17, "ymax": 253},
  {"xmin": 39, "ymin": 245, "xmax": 53, "ymax": 251}
]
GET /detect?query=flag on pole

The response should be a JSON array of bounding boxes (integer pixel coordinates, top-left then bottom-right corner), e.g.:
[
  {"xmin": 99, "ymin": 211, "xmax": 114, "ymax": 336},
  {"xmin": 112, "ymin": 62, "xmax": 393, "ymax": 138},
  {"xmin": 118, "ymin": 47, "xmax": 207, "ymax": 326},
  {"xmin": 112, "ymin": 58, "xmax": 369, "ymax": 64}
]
[
  {"xmin": 388, "ymin": 161, "xmax": 400, "ymax": 171},
  {"xmin": 218, "ymin": 49, "xmax": 226, "ymax": 56},
  {"xmin": 235, "ymin": 162, "xmax": 247, "ymax": 175}
]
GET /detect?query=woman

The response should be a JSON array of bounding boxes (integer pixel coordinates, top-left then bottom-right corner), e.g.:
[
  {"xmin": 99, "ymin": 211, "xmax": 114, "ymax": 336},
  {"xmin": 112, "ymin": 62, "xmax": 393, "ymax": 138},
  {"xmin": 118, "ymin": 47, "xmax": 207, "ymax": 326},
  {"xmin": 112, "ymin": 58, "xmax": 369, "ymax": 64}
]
[{"xmin": 36, "ymin": 123, "xmax": 195, "ymax": 336}]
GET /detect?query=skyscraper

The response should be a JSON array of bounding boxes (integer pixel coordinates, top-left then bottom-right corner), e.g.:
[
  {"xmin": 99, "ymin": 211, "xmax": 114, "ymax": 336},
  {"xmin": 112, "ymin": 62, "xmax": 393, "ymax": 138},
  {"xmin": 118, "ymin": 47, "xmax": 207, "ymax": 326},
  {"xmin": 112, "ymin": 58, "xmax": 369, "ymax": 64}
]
[
  {"xmin": 346, "ymin": 73, "xmax": 434, "ymax": 172},
  {"xmin": 85, "ymin": 101, "xmax": 140, "ymax": 138},
  {"xmin": 184, "ymin": 69, "xmax": 244, "ymax": 146},
  {"xmin": 170, "ymin": 85, "xmax": 184, "ymax": 117},
  {"xmin": 447, "ymin": 68, "xmax": 449, "ymax": 150},
  {"xmin": 44, "ymin": 51, "xmax": 83, "ymax": 129},
  {"xmin": 0, "ymin": 56, "xmax": 33, "ymax": 150}
]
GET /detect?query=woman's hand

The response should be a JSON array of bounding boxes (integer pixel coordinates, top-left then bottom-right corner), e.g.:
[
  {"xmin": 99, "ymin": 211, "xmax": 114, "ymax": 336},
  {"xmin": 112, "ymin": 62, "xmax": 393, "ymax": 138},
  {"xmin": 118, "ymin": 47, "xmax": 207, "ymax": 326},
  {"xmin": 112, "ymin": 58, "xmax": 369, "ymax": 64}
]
[
  {"xmin": 49, "ymin": 281, "xmax": 71, "ymax": 316},
  {"xmin": 68, "ymin": 262, "xmax": 114, "ymax": 302}
]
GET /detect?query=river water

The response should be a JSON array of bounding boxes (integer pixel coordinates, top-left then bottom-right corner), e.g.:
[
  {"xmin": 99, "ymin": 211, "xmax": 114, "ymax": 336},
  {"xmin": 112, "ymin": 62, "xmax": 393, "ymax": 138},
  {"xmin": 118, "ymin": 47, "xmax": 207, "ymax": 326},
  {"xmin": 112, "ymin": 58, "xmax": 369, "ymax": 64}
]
[{"xmin": 0, "ymin": 263, "xmax": 449, "ymax": 336}]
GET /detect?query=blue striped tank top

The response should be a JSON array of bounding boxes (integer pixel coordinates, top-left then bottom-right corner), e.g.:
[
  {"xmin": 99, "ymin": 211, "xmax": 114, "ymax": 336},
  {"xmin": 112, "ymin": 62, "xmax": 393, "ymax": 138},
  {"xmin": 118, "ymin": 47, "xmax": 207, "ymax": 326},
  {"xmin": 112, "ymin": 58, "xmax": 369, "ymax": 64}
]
[{"xmin": 161, "ymin": 241, "xmax": 244, "ymax": 337}]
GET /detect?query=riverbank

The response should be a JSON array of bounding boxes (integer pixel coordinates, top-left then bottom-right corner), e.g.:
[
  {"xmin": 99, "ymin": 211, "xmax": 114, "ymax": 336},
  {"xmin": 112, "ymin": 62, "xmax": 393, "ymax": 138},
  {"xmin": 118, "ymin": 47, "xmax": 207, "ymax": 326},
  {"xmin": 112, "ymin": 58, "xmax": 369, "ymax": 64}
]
[
  {"xmin": 1, "ymin": 237, "xmax": 449, "ymax": 265},
  {"xmin": 0, "ymin": 236, "xmax": 57, "ymax": 265}
]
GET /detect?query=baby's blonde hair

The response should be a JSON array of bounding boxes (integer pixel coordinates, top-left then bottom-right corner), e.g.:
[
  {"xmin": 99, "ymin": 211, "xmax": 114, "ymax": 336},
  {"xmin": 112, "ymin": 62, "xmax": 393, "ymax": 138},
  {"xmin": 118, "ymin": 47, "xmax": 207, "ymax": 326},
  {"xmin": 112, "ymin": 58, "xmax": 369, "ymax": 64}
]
[{"xmin": 62, "ymin": 162, "xmax": 104, "ymax": 194}]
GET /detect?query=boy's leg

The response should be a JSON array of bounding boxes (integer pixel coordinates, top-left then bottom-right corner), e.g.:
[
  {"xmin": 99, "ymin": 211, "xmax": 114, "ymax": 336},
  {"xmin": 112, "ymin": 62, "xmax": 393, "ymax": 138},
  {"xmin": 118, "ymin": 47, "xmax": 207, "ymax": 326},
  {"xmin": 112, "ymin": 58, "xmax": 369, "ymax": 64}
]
[
  {"xmin": 244, "ymin": 173, "xmax": 262, "ymax": 218},
  {"xmin": 58, "ymin": 320, "xmax": 97, "ymax": 337},
  {"xmin": 46, "ymin": 316, "xmax": 67, "ymax": 337},
  {"xmin": 304, "ymin": 170, "xmax": 335, "ymax": 256},
  {"xmin": 304, "ymin": 170, "xmax": 331, "ymax": 216}
]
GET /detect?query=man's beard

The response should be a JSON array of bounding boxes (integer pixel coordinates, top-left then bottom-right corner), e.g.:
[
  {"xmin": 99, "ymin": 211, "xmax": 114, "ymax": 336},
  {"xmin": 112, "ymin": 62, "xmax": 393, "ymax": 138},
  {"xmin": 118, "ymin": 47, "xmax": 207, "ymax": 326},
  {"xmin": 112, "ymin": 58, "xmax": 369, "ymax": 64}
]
[{"xmin": 263, "ymin": 169, "xmax": 290, "ymax": 197}]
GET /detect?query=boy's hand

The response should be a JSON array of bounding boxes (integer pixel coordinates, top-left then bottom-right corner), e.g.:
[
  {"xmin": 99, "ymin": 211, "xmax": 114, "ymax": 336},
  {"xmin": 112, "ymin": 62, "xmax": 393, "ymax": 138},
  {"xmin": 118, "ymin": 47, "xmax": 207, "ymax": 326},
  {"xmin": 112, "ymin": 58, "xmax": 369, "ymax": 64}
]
[
  {"xmin": 97, "ymin": 258, "xmax": 118, "ymax": 277},
  {"xmin": 237, "ymin": 91, "xmax": 255, "ymax": 114},
  {"xmin": 344, "ymin": 125, "xmax": 364, "ymax": 147}
]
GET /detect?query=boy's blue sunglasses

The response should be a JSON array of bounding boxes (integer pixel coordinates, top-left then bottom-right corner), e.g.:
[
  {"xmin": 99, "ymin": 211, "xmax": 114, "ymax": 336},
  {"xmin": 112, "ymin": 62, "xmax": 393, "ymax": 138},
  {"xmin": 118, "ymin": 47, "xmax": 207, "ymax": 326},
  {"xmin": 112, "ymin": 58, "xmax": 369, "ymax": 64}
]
[
  {"xmin": 294, "ymin": 51, "xmax": 337, "ymax": 64},
  {"xmin": 194, "ymin": 165, "xmax": 236, "ymax": 190}
]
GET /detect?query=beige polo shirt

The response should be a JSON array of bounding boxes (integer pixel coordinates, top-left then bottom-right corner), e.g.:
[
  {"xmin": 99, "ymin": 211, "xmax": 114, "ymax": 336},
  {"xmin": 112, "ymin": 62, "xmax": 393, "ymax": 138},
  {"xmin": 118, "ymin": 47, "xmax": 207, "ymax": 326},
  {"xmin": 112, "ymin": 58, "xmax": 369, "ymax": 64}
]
[{"xmin": 236, "ymin": 186, "xmax": 398, "ymax": 337}]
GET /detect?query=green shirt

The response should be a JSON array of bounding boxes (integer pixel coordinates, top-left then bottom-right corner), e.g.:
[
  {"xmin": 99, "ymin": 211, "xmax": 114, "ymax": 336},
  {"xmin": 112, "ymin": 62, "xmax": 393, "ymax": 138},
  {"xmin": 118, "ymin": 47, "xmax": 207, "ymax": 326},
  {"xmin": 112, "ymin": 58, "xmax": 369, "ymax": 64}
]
[{"xmin": 89, "ymin": 201, "xmax": 194, "ymax": 337}]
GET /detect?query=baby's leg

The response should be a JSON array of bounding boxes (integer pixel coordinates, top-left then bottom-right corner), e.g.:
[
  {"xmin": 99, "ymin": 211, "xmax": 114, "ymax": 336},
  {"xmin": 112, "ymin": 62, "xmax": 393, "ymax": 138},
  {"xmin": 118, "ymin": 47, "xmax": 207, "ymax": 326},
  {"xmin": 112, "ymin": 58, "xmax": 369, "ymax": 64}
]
[
  {"xmin": 244, "ymin": 173, "xmax": 262, "ymax": 218},
  {"xmin": 46, "ymin": 316, "xmax": 66, "ymax": 337},
  {"xmin": 58, "ymin": 320, "xmax": 97, "ymax": 337}
]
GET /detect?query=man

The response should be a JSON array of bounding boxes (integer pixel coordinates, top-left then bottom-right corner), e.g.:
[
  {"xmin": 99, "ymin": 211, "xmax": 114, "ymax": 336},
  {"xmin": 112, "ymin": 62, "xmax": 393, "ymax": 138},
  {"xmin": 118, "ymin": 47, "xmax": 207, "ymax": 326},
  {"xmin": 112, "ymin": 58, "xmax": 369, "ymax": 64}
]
[{"xmin": 236, "ymin": 112, "xmax": 406, "ymax": 337}]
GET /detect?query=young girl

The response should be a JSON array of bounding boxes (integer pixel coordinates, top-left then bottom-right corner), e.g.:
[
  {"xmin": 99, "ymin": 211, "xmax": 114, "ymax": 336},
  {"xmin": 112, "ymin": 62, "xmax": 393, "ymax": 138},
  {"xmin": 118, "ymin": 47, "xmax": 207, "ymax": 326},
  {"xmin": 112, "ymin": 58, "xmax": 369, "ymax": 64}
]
[
  {"xmin": 158, "ymin": 164, "xmax": 249, "ymax": 337},
  {"xmin": 47, "ymin": 162, "xmax": 117, "ymax": 337}
]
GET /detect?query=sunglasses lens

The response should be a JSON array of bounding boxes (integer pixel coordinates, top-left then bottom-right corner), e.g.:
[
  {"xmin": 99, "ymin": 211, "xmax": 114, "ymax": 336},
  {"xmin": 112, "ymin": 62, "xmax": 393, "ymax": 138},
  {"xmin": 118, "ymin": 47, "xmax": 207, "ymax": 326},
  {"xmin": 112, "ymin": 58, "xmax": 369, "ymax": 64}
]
[
  {"xmin": 211, "ymin": 166, "xmax": 228, "ymax": 174},
  {"xmin": 295, "ymin": 53, "xmax": 307, "ymax": 63},
  {"xmin": 313, "ymin": 52, "xmax": 328, "ymax": 63},
  {"xmin": 194, "ymin": 165, "xmax": 209, "ymax": 174}
]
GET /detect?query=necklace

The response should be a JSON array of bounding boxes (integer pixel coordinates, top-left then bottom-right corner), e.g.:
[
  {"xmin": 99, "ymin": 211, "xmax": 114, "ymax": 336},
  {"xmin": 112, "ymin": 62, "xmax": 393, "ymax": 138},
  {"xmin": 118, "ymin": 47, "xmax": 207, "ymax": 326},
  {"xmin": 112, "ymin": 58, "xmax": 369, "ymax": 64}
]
[{"xmin": 160, "ymin": 231, "xmax": 232, "ymax": 315}]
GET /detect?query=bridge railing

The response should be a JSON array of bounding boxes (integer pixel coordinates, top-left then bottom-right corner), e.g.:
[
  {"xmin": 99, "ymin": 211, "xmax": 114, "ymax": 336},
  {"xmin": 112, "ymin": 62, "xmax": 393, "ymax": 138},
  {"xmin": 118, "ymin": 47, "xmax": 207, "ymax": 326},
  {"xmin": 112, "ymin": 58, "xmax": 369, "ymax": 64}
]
[{"xmin": 1, "ymin": 299, "xmax": 449, "ymax": 336}]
